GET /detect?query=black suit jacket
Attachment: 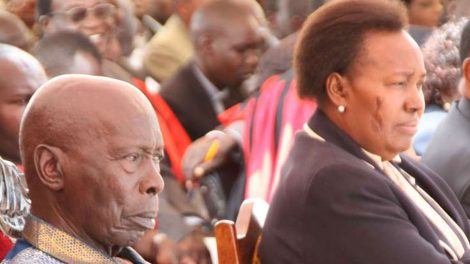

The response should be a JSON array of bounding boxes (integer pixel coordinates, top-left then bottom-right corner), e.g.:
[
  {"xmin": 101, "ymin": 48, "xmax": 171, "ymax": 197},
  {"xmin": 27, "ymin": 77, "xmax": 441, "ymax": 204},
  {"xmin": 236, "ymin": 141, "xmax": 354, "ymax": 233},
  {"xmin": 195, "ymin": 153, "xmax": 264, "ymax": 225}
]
[
  {"xmin": 423, "ymin": 98, "xmax": 470, "ymax": 217},
  {"xmin": 160, "ymin": 62, "xmax": 220, "ymax": 140},
  {"xmin": 159, "ymin": 62, "xmax": 244, "ymax": 220},
  {"xmin": 259, "ymin": 111, "xmax": 470, "ymax": 264}
]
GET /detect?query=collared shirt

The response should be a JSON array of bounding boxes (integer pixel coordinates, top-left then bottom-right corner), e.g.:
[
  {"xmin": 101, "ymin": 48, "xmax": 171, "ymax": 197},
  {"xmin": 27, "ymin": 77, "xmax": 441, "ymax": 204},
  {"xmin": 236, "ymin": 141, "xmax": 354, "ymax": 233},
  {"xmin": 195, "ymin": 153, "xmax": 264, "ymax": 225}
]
[
  {"xmin": 192, "ymin": 64, "xmax": 228, "ymax": 114},
  {"xmin": 363, "ymin": 149, "xmax": 470, "ymax": 261}
]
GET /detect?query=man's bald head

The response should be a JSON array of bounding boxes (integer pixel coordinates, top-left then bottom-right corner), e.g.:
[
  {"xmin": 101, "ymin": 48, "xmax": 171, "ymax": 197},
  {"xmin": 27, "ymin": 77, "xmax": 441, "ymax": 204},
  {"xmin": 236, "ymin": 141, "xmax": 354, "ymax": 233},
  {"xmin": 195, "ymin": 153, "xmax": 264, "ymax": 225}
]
[
  {"xmin": 0, "ymin": 44, "xmax": 46, "ymax": 163},
  {"xmin": 20, "ymin": 75, "xmax": 158, "ymax": 179},
  {"xmin": 20, "ymin": 74, "xmax": 164, "ymax": 252},
  {"xmin": 238, "ymin": 0, "xmax": 268, "ymax": 28},
  {"xmin": 190, "ymin": 0, "xmax": 256, "ymax": 42}
]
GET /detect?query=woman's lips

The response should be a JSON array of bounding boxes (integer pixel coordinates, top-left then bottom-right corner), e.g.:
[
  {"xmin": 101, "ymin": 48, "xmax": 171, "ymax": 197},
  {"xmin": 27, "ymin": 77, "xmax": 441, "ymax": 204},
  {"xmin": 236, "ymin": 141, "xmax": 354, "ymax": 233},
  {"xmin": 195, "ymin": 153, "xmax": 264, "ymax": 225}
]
[{"xmin": 397, "ymin": 121, "xmax": 418, "ymax": 135}]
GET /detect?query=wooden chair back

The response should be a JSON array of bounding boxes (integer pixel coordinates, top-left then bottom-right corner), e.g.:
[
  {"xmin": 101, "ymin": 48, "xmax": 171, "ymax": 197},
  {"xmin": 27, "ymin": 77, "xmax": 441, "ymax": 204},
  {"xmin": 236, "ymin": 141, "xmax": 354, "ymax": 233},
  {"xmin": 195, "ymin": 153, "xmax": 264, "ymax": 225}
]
[{"xmin": 214, "ymin": 198, "xmax": 269, "ymax": 264}]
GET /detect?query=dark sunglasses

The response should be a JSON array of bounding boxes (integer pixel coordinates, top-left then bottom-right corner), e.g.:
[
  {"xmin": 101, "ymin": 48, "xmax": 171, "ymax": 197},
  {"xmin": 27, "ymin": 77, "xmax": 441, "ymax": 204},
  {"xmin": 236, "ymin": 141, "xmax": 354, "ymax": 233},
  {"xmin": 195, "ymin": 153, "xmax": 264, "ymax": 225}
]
[{"xmin": 50, "ymin": 3, "xmax": 117, "ymax": 23}]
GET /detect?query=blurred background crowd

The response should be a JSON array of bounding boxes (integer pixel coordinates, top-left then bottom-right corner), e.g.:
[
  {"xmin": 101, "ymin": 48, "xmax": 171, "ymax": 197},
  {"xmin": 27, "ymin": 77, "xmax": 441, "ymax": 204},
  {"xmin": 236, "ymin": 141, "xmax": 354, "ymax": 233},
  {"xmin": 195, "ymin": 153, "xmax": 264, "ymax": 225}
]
[{"xmin": 1, "ymin": 0, "xmax": 470, "ymax": 263}]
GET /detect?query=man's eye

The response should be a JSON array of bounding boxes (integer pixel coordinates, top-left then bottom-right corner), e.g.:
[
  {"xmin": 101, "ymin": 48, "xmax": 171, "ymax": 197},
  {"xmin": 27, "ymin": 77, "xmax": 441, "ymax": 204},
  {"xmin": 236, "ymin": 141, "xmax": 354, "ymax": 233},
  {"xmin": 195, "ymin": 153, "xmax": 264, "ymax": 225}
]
[
  {"xmin": 11, "ymin": 98, "xmax": 27, "ymax": 105},
  {"xmin": 125, "ymin": 153, "xmax": 141, "ymax": 162},
  {"xmin": 151, "ymin": 153, "xmax": 163, "ymax": 163}
]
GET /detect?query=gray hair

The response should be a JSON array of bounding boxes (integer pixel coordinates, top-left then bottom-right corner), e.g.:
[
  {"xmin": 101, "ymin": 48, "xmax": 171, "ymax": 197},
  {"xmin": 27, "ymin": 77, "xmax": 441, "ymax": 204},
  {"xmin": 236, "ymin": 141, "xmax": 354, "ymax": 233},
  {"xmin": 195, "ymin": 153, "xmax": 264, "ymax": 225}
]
[{"xmin": 422, "ymin": 17, "xmax": 469, "ymax": 108}]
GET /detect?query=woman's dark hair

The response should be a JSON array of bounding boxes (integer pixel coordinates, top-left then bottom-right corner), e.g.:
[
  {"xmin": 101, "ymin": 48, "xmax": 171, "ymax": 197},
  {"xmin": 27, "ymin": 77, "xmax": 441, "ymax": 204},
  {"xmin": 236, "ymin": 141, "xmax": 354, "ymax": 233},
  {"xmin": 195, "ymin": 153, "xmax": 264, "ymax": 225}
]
[{"xmin": 294, "ymin": 0, "xmax": 407, "ymax": 106}]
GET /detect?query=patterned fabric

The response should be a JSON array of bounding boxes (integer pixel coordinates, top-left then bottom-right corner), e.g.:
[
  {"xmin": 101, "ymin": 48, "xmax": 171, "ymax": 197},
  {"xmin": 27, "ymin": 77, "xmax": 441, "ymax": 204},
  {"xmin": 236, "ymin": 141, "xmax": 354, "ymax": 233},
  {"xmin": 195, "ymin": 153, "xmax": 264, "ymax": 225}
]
[
  {"xmin": 4, "ymin": 215, "xmax": 119, "ymax": 264},
  {"xmin": 3, "ymin": 246, "xmax": 64, "ymax": 264}
]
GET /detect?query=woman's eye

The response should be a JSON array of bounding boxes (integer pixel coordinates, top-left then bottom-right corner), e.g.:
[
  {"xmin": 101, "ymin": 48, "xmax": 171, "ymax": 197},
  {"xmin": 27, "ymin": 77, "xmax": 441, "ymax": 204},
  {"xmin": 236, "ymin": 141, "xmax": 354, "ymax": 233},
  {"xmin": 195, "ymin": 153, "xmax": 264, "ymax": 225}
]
[{"xmin": 392, "ymin": 81, "xmax": 406, "ymax": 87}]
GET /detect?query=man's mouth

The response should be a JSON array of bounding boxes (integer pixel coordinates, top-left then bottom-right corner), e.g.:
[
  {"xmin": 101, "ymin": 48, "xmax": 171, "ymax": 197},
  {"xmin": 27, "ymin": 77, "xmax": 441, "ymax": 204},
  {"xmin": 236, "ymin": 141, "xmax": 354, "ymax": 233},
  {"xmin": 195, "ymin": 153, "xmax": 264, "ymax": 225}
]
[
  {"xmin": 126, "ymin": 213, "xmax": 157, "ymax": 230},
  {"xmin": 88, "ymin": 33, "xmax": 107, "ymax": 46}
]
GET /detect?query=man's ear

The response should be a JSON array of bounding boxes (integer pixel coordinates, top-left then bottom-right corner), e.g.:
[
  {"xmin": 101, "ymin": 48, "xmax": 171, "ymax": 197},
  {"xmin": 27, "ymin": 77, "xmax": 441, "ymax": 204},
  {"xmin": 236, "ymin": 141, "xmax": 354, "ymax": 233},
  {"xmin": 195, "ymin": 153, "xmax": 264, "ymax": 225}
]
[
  {"xmin": 34, "ymin": 144, "xmax": 65, "ymax": 191},
  {"xmin": 37, "ymin": 15, "xmax": 51, "ymax": 34},
  {"xmin": 196, "ymin": 34, "xmax": 213, "ymax": 57},
  {"xmin": 325, "ymin": 72, "xmax": 349, "ymax": 108}
]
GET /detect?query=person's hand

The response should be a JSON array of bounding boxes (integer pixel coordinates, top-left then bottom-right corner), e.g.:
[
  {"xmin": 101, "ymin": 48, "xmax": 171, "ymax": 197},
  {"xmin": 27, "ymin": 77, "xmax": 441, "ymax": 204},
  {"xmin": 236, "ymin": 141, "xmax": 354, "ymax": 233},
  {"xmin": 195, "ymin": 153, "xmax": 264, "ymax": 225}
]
[
  {"xmin": 176, "ymin": 229, "xmax": 212, "ymax": 264},
  {"xmin": 182, "ymin": 130, "xmax": 238, "ymax": 186}
]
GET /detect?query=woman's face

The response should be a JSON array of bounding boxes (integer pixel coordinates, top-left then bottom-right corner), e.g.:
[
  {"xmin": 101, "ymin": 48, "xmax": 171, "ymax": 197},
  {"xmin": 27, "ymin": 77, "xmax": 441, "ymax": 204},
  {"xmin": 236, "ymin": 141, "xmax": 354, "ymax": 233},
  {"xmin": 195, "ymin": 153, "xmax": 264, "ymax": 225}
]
[
  {"xmin": 336, "ymin": 31, "xmax": 426, "ymax": 160},
  {"xmin": 407, "ymin": 0, "xmax": 443, "ymax": 27}
]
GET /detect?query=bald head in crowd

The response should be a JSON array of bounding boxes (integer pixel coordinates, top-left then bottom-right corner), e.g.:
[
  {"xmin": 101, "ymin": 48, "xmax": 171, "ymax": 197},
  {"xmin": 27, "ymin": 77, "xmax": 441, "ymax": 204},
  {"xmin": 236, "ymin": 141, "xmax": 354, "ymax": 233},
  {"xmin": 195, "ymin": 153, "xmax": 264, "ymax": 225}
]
[
  {"xmin": 34, "ymin": 31, "xmax": 102, "ymax": 78},
  {"xmin": 19, "ymin": 75, "xmax": 164, "ymax": 256},
  {"xmin": 190, "ymin": 0, "xmax": 264, "ymax": 89},
  {"xmin": 0, "ymin": 44, "xmax": 46, "ymax": 164}
]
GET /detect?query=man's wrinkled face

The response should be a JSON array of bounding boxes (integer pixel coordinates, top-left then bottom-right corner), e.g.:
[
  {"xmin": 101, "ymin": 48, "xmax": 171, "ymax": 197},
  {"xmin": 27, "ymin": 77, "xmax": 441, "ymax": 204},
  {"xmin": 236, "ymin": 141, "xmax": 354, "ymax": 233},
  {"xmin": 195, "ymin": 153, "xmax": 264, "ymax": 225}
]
[
  {"xmin": 44, "ymin": 0, "xmax": 118, "ymax": 55},
  {"xmin": 207, "ymin": 17, "xmax": 264, "ymax": 89},
  {"xmin": 62, "ymin": 106, "xmax": 165, "ymax": 248},
  {"xmin": 0, "ymin": 55, "xmax": 45, "ymax": 163}
]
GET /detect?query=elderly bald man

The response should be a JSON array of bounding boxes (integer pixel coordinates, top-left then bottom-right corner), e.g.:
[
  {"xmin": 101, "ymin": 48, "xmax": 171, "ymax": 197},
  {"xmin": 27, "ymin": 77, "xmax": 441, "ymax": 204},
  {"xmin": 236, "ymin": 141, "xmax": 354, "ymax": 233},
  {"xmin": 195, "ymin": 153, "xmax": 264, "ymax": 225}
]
[{"xmin": 4, "ymin": 75, "xmax": 164, "ymax": 263}]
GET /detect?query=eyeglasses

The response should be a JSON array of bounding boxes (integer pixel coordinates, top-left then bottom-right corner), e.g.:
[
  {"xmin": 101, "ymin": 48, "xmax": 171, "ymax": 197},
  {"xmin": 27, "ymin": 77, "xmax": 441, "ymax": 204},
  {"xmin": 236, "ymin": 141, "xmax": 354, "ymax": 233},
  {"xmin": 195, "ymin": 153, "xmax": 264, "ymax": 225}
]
[{"xmin": 49, "ymin": 3, "xmax": 117, "ymax": 24}]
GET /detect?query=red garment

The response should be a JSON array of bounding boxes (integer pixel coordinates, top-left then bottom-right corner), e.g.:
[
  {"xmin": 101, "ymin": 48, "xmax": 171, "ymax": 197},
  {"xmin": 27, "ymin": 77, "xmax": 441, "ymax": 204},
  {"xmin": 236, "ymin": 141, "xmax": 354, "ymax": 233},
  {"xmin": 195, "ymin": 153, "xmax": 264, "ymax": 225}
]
[
  {"xmin": 133, "ymin": 79, "xmax": 192, "ymax": 183},
  {"xmin": 133, "ymin": 78, "xmax": 243, "ymax": 183},
  {"xmin": 0, "ymin": 231, "xmax": 13, "ymax": 260},
  {"xmin": 243, "ymin": 73, "xmax": 317, "ymax": 202}
]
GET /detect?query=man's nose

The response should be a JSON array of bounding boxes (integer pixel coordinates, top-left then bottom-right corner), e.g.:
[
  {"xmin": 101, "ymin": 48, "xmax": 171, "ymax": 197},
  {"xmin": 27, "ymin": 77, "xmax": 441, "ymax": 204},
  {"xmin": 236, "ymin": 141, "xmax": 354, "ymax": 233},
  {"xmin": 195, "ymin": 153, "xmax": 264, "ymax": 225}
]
[
  {"xmin": 139, "ymin": 160, "xmax": 164, "ymax": 196},
  {"xmin": 244, "ymin": 49, "xmax": 260, "ymax": 70}
]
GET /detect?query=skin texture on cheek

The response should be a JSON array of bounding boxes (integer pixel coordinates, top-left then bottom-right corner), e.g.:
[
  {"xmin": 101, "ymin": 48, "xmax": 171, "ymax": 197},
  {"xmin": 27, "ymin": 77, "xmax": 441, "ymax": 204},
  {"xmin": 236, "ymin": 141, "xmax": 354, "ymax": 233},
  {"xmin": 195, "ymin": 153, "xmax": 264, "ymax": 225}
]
[{"xmin": 371, "ymin": 96, "xmax": 385, "ymax": 133}]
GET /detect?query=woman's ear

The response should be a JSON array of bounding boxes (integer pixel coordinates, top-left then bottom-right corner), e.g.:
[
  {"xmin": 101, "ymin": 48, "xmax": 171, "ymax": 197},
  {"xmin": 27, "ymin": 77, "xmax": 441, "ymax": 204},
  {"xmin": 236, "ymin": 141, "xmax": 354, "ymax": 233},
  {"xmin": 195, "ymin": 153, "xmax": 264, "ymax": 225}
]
[
  {"xmin": 34, "ymin": 144, "xmax": 65, "ymax": 191},
  {"xmin": 325, "ymin": 72, "xmax": 348, "ymax": 107}
]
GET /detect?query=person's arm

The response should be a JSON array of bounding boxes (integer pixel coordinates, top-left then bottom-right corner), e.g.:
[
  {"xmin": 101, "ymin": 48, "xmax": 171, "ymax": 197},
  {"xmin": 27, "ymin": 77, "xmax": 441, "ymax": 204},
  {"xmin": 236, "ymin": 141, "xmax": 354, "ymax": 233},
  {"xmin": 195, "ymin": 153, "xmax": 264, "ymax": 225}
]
[{"xmin": 182, "ymin": 130, "xmax": 239, "ymax": 184}]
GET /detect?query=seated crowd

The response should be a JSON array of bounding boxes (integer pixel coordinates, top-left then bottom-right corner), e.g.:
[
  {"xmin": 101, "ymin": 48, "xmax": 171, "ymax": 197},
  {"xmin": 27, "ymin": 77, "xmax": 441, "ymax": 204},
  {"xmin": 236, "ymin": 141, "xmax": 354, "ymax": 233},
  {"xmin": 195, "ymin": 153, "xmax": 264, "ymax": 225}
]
[{"xmin": 1, "ymin": 0, "xmax": 470, "ymax": 263}]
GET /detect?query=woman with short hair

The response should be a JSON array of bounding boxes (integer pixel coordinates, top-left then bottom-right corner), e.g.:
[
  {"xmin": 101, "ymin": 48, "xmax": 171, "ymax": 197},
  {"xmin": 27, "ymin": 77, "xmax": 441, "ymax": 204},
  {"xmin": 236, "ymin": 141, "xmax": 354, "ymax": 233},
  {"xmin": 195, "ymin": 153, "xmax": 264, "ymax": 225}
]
[{"xmin": 259, "ymin": 0, "xmax": 470, "ymax": 263}]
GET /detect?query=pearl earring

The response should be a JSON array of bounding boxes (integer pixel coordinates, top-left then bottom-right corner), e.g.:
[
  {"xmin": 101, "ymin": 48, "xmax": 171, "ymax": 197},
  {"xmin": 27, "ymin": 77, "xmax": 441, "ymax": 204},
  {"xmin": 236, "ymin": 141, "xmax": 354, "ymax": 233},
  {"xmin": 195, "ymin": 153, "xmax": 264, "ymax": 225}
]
[{"xmin": 338, "ymin": 105, "xmax": 345, "ymax": 113}]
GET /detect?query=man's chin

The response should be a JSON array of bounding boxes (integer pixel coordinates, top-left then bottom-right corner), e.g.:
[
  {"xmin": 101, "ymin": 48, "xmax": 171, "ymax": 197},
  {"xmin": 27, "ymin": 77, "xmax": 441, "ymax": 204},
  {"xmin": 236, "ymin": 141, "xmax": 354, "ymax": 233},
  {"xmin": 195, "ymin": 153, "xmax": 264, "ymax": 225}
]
[{"xmin": 109, "ymin": 229, "xmax": 147, "ymax": 248}]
